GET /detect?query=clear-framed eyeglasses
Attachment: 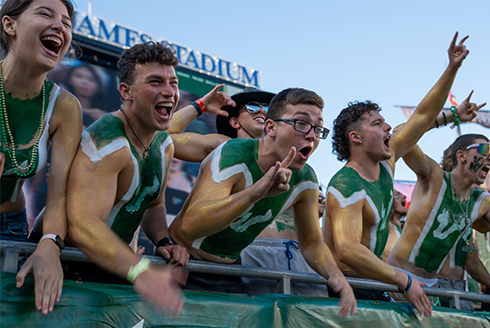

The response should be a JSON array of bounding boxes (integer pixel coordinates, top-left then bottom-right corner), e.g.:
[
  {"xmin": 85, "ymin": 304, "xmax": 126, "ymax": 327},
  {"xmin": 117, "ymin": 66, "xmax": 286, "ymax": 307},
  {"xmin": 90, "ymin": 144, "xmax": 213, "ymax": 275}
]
[{"xmin": 273, "ymin": 119, "xmax": 329, "ymax": 139}]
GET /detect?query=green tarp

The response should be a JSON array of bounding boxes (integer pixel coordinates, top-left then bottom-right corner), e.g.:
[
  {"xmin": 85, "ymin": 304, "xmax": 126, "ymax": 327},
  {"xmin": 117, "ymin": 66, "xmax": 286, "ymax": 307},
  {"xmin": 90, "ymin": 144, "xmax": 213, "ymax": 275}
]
[{"xmin": 1, "ymin": 271, "xmax": 490, "ymax": 327}]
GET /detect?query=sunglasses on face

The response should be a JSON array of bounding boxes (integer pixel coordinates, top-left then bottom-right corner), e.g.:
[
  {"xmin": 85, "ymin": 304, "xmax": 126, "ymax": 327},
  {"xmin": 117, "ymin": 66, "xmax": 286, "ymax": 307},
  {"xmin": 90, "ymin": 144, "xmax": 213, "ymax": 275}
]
[
  {"xmin": 245, "ymin": 102, "xmax": 269, "ymax": 113},
  {"xmin": 466, "ymin": 143, "xmax": 490, "ymax": 156},
  {"xmin": 318, "ymin": 194, "xmax": 326, "ymax": 202}
]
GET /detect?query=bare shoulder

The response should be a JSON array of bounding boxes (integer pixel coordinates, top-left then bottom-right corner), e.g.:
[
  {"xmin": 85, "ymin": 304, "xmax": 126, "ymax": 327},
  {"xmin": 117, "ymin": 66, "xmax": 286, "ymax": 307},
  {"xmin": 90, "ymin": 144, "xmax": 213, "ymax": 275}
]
[{"xmin": 50, "ymin": 88, "xmax": 82, "ymax": 129}]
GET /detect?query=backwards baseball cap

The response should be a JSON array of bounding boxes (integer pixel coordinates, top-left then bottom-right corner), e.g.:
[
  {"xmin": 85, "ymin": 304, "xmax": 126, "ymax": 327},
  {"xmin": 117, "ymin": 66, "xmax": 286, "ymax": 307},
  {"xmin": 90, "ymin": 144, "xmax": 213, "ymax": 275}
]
[{"xmin": 216, "ymin": 87, "xmax": 276, "ymax": 138}]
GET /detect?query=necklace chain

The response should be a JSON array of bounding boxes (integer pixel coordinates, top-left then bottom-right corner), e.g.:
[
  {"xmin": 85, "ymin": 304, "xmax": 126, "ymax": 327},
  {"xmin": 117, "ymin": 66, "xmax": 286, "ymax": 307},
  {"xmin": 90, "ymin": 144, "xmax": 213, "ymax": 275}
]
[
  {"xmin": 120, "ymin": 107, "xmax": 150, "ymax": 159},
  {"xmin": 0, "ymin": 60, "xmax": 46, "ymax": 177},
  {"xmin": 449, "ymin": 173, "xmax": 472, "ymax": 244}
]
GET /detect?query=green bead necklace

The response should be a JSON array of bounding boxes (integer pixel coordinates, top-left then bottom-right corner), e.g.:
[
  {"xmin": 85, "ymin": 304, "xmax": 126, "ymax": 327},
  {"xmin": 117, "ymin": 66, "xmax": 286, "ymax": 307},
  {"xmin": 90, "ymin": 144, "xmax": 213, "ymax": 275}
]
[{"xmin": 0, "ymin": 60, "xmax": 46, "ymax": 177}]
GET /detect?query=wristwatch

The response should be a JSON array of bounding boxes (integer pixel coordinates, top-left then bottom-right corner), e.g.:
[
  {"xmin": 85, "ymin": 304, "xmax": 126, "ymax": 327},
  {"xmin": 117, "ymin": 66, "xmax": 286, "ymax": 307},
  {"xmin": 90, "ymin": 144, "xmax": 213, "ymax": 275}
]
[{"xmin": 40, "ymin": 234, "xmax": 65, "ymax": 253}]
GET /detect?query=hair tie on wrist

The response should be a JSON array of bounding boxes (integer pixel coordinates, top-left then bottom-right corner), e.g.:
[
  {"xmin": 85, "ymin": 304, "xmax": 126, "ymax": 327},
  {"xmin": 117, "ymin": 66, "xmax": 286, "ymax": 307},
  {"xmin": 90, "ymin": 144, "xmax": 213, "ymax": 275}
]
[
  {"xmin": 127, "ymin": 258, "xmax": 150, "ymax": 284},
  {"xmin": 399, "ymin": 274, "xmax": 412, "ymax": 295}
]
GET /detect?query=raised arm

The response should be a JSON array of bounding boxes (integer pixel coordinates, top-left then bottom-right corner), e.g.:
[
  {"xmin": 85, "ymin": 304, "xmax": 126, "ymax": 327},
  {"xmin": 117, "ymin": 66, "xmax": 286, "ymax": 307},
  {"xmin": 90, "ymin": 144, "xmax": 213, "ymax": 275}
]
[
  {"xmin": 294, "ymin": 188, "xmax": 356, "ymax": 318},
  {"xmin": 167, "ymin": 84, "xmax": 234, "ymax": 134},
  {"xmin": 16, "ymin": 90, "xmax": 82, "ymax": 315},
  {"xmin": 328, "ymin": 194, "xmax": 432, "ymax": 316},
  {"xmin": 66, "ymin": 135, "xmax": 184, "ymax": 315},
  {"xmin": 391, "ymin": 32, "xmax": 469, "ymax": 162},
  {"xmin": 402, "ymin": 144, "xmax": 442, "ymax": 183}
]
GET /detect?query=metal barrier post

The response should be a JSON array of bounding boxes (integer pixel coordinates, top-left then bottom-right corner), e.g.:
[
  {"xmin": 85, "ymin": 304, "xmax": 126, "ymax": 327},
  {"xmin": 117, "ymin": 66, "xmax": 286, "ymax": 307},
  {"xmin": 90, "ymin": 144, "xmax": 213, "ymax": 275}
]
[
  {"xmin": 452, "ymin": 295, "xmax": 461, "ymax": 309},
  {"xmin": 1, "ymin": 248, "xmax": 19, "ymax": 273},
  {"xmin": 277, "ymin": 276, "xmax": 291, "ymax": 294}
]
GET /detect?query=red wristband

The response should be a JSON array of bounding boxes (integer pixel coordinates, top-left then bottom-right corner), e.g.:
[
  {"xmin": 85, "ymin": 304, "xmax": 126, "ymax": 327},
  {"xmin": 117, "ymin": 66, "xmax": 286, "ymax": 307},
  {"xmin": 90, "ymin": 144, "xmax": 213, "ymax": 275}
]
[{"xmin": 197, "ymin": 99, "xmax": 206, "ymax": 113}]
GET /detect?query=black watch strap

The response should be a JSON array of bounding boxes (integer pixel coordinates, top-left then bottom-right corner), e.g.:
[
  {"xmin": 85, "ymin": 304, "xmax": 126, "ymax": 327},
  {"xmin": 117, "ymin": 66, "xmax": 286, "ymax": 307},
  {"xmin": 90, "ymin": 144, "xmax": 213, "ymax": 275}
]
[{"xmin": 155, "ymin": 237, "xmax": 173, "ymax": 248}]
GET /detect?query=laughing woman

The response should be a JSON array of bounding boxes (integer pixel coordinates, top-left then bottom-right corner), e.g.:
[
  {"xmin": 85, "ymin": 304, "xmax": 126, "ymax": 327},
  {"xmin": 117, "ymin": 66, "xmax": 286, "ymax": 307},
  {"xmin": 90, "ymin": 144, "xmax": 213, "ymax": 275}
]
[{"xmin": 0, "ymin": 0, "xmax": 82, "ymax": 315}]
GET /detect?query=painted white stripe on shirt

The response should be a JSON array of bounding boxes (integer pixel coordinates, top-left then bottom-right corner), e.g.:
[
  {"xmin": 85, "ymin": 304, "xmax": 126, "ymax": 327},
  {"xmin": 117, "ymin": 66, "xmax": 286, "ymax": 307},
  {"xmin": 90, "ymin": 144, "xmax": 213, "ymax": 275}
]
[
  {"xmin": 81, "ymin": 134, "xmax": 139, "ymax": 228},
  {"xmin": 276, "ymin": 180, "xmax": 319, "ymax": 218},
  {"xmin": 327, "ymin": 186, "xmax": 382, "ymax": 252},
  {"xmin": 381, "ymin": 161, "xmax": 394, "ymax": 180},
  {"xmin": 211, "ymin": 143, "xmax": 253, "ymax": 188},
  {"xmin": 408, "ymin": 177, "xmax": 447, "ymax": 263},
  {"xmin": 37, "ymin": 84, "xmax": 61, "ymax": 175},
  {"xmin": 155, "ymin": 137, "xmax": 173, "ymax": 199},
  {"xmin": 81, "ymin": 132, "xmax": 130, "ymax": 163},
  {"xmin": 106, "ymin": 152, "xmax": 139, "ymax": 228}
]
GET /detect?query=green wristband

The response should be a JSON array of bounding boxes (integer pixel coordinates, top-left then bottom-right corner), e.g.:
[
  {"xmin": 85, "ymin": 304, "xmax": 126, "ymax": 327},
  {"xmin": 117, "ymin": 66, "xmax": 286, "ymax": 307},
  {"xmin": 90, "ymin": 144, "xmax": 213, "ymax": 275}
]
[{"xmin": 127, "ymin": 258, "xmax": 150, "ymax": 283}]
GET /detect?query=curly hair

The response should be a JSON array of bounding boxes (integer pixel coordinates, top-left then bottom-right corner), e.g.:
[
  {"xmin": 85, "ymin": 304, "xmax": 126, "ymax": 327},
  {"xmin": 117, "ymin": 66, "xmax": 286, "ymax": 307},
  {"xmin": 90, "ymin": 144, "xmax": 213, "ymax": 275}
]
[
  {"xmin": 332, "ymin": 100, "xmax": 381, "ymax": 161},
  {"xmin": 117, "ymin": 42, "xmax": 179, "ymax": 85}
]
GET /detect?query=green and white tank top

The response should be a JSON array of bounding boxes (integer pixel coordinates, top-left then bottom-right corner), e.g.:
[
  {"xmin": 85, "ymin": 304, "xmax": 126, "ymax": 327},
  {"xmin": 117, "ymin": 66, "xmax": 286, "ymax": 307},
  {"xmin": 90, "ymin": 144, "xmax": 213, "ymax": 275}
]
[
  {"xmin": 81, "ymin": 114, "xmax": 173, "ymax": 244},
  {"xmin": 327, "ymin": 161, "xmax": 394, "ymax": 259},
  {"xmin": 192, "ymin": 138, "xmax": 318, "ymax": 260},
  {"xmin": 409, "ymin": 172, "xmax": 488, "ymax": 273}
]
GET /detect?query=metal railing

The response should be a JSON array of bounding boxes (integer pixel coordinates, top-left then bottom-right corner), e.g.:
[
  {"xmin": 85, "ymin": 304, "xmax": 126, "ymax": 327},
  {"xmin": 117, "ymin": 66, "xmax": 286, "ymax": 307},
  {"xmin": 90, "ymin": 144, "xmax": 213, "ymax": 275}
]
[{"xmin": 2, "ymin": 240, "xmax": 490, "ymax": 310}]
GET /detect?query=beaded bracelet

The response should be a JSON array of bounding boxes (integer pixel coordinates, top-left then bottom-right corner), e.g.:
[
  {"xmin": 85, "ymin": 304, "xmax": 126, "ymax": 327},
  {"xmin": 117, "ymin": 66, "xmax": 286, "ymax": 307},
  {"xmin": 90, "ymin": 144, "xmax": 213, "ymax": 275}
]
[
  {"xmin": 450, "ymin": 106, "xmax": 460, "ymax": 129},
  {"xmin": 127, "ymin": 258, "xmax": 150, "ymax": 284},
  {"xmin": 442, "ymin": 111, "xmax": 447, "ymax": 126},
  {"xmin": 435, "ymin": 117, "xmax": 439, "ymax": 128}
]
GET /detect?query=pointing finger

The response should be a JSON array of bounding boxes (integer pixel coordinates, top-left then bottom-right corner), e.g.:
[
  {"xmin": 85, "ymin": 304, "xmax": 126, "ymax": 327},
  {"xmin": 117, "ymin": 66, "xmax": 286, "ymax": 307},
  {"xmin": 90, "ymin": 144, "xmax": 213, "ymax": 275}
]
[
  {"xmin": 280, "ymin": 147, "xmax": 296, "ymax": 169},
  {"xmin": 477, "ymin": 102, "xmax": 486, "ymax": 111}
]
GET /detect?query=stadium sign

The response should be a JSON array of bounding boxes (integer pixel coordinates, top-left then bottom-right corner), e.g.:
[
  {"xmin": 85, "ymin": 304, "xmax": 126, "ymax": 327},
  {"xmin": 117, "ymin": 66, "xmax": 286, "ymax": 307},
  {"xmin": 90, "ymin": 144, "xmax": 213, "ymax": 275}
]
[{"xmin": 73, "ymin": 11, "xmax": 261, "ymax": 88}]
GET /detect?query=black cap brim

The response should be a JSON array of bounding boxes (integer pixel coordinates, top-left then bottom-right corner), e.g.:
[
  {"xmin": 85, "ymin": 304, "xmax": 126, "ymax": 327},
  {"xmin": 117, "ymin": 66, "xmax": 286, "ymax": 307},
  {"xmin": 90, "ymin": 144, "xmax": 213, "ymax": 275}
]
[{"xmin": 216, "ymin": 89, "xmax": 276, "ymax": 138}]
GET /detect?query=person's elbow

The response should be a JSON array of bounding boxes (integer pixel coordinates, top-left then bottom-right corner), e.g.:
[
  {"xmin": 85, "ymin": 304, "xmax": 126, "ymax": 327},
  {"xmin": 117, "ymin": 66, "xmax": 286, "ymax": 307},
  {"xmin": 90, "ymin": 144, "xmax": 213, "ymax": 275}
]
[{"xmin": 336, "ymin": 242, "xmax": 357, "ymax": 266}]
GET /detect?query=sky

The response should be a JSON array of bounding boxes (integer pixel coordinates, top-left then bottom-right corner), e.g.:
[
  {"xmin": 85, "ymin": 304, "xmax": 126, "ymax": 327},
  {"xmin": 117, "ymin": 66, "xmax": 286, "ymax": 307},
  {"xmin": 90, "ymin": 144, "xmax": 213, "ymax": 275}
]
[{"xmin": 73, "ymin": 0, "xmax": 489, "ymax": 186}]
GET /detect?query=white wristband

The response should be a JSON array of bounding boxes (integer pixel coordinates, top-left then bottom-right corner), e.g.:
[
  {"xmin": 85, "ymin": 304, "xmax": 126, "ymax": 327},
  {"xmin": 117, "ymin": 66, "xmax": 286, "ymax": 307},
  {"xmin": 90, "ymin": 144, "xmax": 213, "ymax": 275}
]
[{"xmin": 39, "ymin": 234, "xmax": 65, "ymax": 253}]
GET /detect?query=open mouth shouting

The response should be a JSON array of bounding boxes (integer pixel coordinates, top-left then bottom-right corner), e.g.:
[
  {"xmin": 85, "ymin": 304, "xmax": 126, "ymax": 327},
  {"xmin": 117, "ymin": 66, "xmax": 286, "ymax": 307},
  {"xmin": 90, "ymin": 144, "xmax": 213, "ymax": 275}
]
[
  {"xmin": 482, "ymin": 165, "xmax": 490, "ymax": 179},
  {"xmin": 384, "ymin": 134, "xmax": 391, "ymax": 149},
  {"xmin": 41, "ymin": 35, "xmax": 63, "ymax": 57},
  {"xmin": 155, "ymin": 102, "xmax": 173, "ymax": 120},
  {"xmin": 298, "ymin": 146, "xmax": 313, "ymax": 160}
]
